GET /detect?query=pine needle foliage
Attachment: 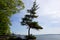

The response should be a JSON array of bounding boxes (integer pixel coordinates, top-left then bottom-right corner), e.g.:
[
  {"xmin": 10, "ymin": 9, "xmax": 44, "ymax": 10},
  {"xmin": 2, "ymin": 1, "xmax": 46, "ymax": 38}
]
[{"xmin": 21, "ymin": 0, "xmax": 43, "ymax": 36}]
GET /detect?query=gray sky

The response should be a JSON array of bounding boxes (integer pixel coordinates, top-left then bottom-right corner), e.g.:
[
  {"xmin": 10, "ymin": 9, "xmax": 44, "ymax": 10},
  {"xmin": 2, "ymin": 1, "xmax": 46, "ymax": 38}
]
[{"xmin": 10, "ymin": 0, "xmax": 60, "ymax": 35}]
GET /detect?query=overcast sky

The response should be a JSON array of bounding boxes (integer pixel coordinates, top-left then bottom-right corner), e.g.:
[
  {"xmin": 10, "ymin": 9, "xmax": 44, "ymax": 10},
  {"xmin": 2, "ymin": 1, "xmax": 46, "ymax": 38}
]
[{"xmin": 10, "ymin": 0, "xmax": 60, "ymax": 35}]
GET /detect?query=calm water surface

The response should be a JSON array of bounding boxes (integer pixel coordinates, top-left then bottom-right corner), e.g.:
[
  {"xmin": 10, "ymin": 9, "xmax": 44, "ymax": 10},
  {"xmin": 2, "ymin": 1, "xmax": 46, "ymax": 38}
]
[{"xmin": 36, "ymin": 34, "xmax": 60, "ymax": 40}]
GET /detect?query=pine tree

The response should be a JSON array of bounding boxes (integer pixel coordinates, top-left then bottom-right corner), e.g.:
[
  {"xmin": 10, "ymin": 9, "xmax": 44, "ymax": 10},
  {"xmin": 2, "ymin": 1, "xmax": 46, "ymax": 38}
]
[{"xmin": 21, "ymin": 0, "xmax": 43, "ymax": 36}]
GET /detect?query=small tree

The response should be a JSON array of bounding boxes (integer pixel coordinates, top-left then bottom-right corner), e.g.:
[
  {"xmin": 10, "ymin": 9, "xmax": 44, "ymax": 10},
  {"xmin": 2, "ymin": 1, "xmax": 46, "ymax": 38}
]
[{"xmin": 21, "ymin": 0, "xmax": 43, "ymax": 37}]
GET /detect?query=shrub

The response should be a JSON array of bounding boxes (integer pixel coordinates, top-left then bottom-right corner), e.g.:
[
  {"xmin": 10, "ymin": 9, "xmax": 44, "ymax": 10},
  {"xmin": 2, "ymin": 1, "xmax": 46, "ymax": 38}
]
[{"xmin": 25, "ymin": 34, "xmax": 36, "ymax": 39}]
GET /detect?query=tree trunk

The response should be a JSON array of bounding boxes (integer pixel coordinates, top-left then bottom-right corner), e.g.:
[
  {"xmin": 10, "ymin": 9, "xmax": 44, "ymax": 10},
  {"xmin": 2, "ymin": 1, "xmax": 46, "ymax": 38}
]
[{"xmin": 28, "ymin": 27, "xmax": 30, "ymax": 36}]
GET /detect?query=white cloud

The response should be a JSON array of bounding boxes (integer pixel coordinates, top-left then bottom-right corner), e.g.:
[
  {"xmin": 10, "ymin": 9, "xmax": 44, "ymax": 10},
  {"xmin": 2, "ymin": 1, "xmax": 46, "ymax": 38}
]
[
  {"xmin": 32, "ymin": 0, "xmax": 60, "ymax": 34},
  {"xmin": 50, "ymin": 21, "xmax": 59, "ymax": 24},
  {"xmin": 11, "ymin": 0, "xmax": 60, "ymax": 35},
  {"xmin": 31, "ymin": 27, "xmax": 60, "ymax": 35},
  {"xmin": 36, "ymin": 0, "xmax": 60, "ymax": 19}
]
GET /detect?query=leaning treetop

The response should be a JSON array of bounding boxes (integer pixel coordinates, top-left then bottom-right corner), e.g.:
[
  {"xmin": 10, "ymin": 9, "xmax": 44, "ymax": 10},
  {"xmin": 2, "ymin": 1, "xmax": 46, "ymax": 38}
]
[{"xmin": 21, "ymin": 0, "xmax": 43, "ymax": 30}]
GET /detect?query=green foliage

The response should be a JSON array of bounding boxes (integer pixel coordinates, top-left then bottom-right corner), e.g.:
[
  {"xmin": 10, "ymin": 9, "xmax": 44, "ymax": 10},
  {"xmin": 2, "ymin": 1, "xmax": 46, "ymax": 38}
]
[
  {"xmin": 0, "ymin": 0, "xmax": 24, "ymax": 16},
  {"xmin": 0, "ymin": 0, "xmax": 24, "ymax": 35},
  {"xmin": 21, "ymin": 0, "xmax": 43, "ymax": 36},
  {"xmin": 28, "ymin": 22, "xmax": 43, "ymax": 29}
]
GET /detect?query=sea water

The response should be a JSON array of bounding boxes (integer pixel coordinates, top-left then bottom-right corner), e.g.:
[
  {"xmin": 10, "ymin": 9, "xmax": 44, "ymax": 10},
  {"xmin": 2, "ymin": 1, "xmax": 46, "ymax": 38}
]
[{"xmin": 36, "ymin": 34, "xmax": 60, "ymax": 40}]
